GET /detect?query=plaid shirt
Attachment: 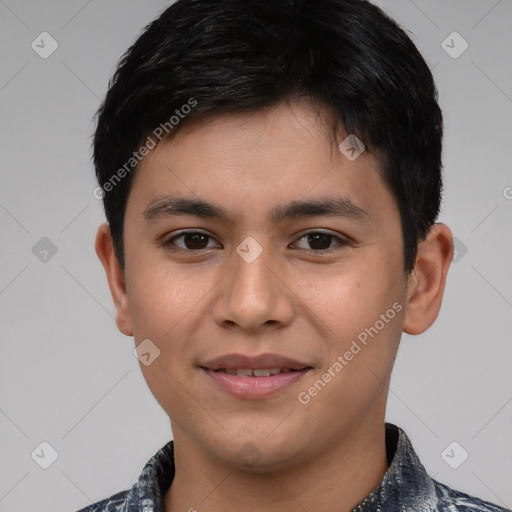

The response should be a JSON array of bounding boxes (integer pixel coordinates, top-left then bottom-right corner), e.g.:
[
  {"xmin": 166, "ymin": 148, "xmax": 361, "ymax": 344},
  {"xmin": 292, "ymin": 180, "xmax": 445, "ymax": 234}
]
[{"xmin": 75, "ymin": 423, "xmax": 509, "ymax": 512}]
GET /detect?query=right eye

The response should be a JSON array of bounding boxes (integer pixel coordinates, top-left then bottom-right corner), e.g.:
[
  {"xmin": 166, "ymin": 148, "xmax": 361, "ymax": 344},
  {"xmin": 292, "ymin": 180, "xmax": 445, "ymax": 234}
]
[{"xmin": 161, "ymin": 230, "xmax": 222, "ymax": 252}]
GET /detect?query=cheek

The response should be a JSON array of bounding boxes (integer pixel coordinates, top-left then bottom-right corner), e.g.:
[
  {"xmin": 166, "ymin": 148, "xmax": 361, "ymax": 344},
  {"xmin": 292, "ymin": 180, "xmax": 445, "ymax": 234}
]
[
  {"xmin": 126, "ymin": 257, "xmax": 210, "ymax": 341},
  {"xmin": 292, "ymin": 260, "xmax": 400, "ymax": 341},
  {"xmin": 138, "ymin": 358, "xmax": 199, "ymax": 432},
  {"xmin": 294, "ymin": 254, "xmax": 404, "ymax": 394}
]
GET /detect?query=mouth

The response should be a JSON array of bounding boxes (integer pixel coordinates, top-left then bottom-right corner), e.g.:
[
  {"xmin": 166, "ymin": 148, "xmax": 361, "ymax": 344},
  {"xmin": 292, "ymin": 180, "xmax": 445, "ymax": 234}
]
[
  {"xmin": 199, "ymin": 353, "xmax": 313, "ymax": 399},
  {"xmin": 209, "ymin": 367, "xmax": 305, "ymax": 376}
]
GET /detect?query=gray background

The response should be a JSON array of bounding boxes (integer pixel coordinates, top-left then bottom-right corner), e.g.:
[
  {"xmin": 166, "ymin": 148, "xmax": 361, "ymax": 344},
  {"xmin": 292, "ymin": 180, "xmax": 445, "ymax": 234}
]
[{"xmin": 0, "ymin": 1, "xmax": 511, "ymax": 511}]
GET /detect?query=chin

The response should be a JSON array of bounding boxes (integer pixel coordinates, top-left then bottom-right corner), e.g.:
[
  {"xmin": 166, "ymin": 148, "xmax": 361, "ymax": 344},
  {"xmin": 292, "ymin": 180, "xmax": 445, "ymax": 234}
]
[
  {"xmin": 229, "ymin": 449, "xmax": 299, "ymax": 475},
  {"xmin": 218, "ymin": 434, "xmax": 304, "ymax": 474}
]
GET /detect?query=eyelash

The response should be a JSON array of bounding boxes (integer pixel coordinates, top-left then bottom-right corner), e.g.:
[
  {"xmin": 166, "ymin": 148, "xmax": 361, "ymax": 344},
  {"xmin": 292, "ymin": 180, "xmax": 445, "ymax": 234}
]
[{"xmin": 160, "ymin": 230, "xmax": 351, "ymax": 254}]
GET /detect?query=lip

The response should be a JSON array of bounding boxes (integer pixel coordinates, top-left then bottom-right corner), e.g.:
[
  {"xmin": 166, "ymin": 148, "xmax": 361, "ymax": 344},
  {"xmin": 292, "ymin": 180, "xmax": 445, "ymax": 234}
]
[
  {"xmin": 202, "ymin": 368, "xmax": 311, "ymax": 399},
  {"xmin": 199, "ymin": 353, "xmax": 312, "ymax": 400},
  {"xmin": 200, "ymin": 352, "xmax": 309, "ymax": 371}
]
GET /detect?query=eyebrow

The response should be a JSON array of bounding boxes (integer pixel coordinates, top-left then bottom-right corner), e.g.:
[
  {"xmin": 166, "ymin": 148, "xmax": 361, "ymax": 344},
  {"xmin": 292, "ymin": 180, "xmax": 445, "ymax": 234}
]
[{"xmin": 143, "ymin": 195, "xmax": 370, "ymax": 224}]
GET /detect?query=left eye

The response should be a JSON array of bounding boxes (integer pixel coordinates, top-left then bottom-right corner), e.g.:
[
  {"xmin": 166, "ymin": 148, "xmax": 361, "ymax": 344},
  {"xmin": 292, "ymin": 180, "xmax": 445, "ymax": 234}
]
[{"xmin": 293, "ymin": 232, "xmax": 348, "ymax": 252}]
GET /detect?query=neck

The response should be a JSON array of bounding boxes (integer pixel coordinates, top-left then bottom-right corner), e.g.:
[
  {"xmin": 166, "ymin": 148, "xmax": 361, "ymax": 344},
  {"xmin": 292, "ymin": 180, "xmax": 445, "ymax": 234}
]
[{"xmin": 164, "ymin": 418, "xmax": 389, "ymax": 512}]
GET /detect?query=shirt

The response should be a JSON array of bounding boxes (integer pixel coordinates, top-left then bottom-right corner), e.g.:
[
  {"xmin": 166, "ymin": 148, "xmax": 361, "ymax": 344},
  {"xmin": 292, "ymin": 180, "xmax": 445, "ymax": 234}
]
[{"xmin": 75, "ymin": 423, "xmax": 510, "ymax": 512}]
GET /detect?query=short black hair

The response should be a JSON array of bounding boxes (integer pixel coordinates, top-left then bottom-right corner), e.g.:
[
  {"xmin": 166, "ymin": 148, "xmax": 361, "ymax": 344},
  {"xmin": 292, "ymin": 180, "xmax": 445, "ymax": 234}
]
[{"xmin": 94, "ymin": 0, "xmax": 443, "ymax": 273}]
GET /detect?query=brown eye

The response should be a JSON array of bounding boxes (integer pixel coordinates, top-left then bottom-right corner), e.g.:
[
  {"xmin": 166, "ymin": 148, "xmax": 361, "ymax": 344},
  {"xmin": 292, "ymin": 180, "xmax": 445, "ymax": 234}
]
[
  {"xmin": 307, "ymin": 233, "xmax": 333, "ymax": 250},
  {"xmin": 293, "ymin": 231, "xmax": 349, "ymax": 252},
  {"xmin": 162, "ymin": 231, "xmax": 220, "ymax": 251},
  {"xmin": 181, "ymin": 232, "xmax": 209, "ymax": 250}
]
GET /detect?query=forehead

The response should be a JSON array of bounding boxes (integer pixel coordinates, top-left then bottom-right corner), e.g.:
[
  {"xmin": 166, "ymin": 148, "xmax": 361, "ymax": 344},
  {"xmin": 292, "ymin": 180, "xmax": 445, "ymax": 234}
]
[{"xmin": 128, "ymin": 99, "xmax": 394, "ymax": 223}]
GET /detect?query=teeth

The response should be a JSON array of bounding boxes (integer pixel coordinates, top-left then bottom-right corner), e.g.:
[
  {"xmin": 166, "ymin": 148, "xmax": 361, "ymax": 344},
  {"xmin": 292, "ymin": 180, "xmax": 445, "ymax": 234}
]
[
  {"xmin": 236, "ymin": 369, "xmax": 253, "ymax": 377},
  {"xmin": 253, "ymin": 369, "xmax": 270, "ymax": 377},
  {"xmin": 216, "ymin": 368, "xmax": 297, "ymax": 376}
]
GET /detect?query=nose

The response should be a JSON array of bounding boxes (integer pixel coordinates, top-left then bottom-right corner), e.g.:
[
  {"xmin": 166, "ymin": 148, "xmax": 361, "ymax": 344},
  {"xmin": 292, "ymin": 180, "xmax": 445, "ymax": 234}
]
[{"xmin": 211, "ymin": 244, "xmax": 294, "ymax": 334}]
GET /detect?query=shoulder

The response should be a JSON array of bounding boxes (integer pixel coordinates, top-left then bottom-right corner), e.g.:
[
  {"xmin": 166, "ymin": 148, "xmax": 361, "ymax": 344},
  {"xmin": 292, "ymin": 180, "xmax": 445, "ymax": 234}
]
[
  {"xmin": 433, "ymin": 479, "xmax": 511, "ymax": 512},
  {"xmin": 74, "ymin": 489, "xmax": 130, "ymax": 512}
]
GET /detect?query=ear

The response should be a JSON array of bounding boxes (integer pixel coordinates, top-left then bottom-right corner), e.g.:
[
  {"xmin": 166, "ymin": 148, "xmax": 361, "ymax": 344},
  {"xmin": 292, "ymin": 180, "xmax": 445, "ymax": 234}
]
[
  {"xmin": 403, "ymin": 222, "xmax": 454, "ymax": 335},
  {"xmin": 95, "ymin": 222, "xmax": 134, "ymax": 336}
]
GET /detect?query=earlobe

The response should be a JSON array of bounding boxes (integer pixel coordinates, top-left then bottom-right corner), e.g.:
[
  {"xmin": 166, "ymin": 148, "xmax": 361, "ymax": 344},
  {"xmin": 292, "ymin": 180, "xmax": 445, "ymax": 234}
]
[
  {"xmin": 95, "ymin": 223, "xmax": 134, "ymax": 336},
  {"xmin": 403, "ymin": 223, "xmax": 454, "ymax": 335}
]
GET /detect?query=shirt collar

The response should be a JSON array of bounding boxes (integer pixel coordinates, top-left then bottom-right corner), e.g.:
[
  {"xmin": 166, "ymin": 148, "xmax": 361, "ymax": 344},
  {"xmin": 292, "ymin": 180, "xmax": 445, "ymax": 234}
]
[
  {"xmin": 122, "ymin": 422, "xmax": 436, "ymax": 511},
  {"xmin": 353, "ymin": 422, "xmax": 437, "ymax": 511}
]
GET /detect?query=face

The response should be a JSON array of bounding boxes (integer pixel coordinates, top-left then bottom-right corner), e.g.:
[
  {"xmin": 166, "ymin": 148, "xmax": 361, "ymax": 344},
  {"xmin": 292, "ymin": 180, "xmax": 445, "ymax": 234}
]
[{"xmin": 116, "ymin": 99, "xmax": 410, "ymax": 471}]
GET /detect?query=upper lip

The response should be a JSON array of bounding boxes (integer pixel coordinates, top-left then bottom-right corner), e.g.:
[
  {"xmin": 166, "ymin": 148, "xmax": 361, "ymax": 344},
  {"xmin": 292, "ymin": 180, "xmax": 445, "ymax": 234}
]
[{"xmin": 200, "ymin": 353, "xmax": 311, "ymax": 371}]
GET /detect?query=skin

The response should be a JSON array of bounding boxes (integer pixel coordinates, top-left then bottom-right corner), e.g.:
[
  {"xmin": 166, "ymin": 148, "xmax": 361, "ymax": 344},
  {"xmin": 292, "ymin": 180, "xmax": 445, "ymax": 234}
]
[{"xmin": 96, "ymin": 97, "xmax": 453, "ymax": 512}]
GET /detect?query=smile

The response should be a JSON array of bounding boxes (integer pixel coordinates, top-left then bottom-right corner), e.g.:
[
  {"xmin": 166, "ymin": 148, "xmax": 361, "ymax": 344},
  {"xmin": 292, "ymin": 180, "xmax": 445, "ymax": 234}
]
[
  {"xmin": 213, "ymin": 368, "xmax": 303, "ymax": 376},
  {"xmin": 202, "ymin": 366, "xmax": 311, "ymax": 399}
]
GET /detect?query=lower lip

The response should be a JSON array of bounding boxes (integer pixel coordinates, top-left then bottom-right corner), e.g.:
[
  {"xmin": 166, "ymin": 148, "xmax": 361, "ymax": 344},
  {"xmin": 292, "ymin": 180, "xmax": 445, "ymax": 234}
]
[{"xmin": 202, "ymin": 368, "xmax": 310, "ymax": 399}]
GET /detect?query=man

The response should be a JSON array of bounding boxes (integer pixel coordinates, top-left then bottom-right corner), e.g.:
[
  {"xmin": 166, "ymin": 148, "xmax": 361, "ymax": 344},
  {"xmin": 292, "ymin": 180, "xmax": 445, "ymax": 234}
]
[{"xmin": 79, "ymin": 0, "xmax": 509, "ymax": 510}]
